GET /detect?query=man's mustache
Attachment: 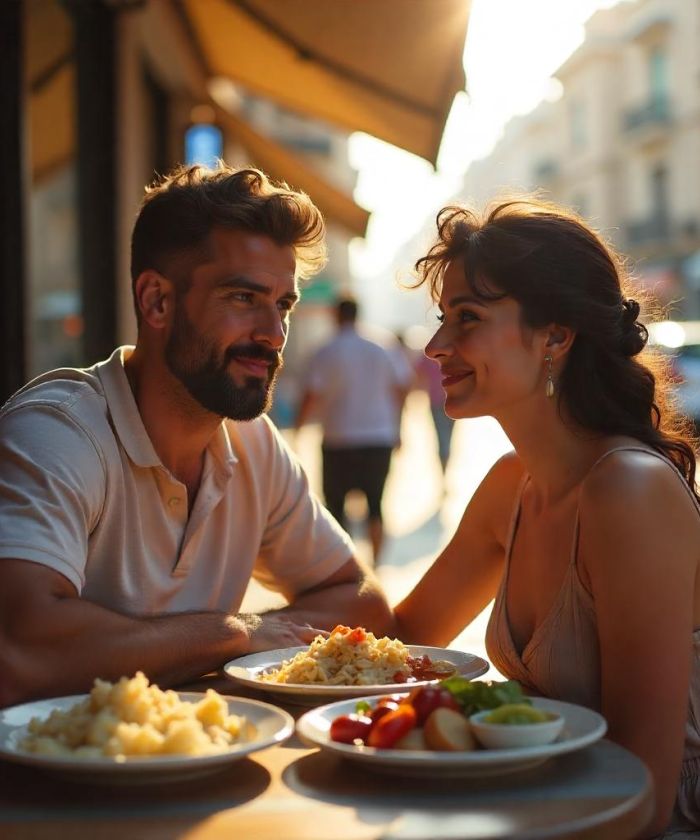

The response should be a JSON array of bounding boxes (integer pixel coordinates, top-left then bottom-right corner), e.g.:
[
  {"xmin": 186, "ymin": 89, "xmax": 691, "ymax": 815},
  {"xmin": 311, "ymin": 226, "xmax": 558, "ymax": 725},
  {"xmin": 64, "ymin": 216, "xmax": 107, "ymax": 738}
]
[{"xmin": 225, "ymin": 344, "xmax": 283, "ymax": 371}]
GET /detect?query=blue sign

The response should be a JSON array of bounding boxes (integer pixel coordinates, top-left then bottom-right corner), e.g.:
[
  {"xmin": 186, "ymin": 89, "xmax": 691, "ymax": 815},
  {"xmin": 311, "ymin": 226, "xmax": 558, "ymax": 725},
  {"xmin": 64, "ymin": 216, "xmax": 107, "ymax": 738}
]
[{"xmin": 185, "ymin": 123, "xmax": 223, "ymax": 168}]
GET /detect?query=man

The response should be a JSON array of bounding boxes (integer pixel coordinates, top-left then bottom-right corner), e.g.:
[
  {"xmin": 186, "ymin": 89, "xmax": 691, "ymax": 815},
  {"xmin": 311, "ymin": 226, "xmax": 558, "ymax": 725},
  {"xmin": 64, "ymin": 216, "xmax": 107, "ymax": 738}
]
[
  {"xmin": 296, "ymin": 297, "xmax": 412, "ymax": 563},
  {"xmin": 0, "ymin": 165, "xmax": 391, "ymax": 708}
]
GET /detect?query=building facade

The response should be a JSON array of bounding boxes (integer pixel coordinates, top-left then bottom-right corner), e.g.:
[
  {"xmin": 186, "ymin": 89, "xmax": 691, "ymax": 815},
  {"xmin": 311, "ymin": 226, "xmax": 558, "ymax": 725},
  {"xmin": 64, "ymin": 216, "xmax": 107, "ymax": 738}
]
[{"xmin": 460, "ymin": 0, "xmax": 700, "ymax": 316}]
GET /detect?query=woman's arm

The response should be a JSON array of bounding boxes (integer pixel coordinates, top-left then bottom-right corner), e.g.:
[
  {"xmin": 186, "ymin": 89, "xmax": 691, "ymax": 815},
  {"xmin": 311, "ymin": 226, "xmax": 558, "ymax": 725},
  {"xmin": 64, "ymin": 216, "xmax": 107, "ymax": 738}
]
[
  {"xmin": 394, "ymin": 452, "xmax": 522, "ymax": 645},
  {"xmin": 579, "ymin": 452, "xmax": 700, "ymax": 837}
]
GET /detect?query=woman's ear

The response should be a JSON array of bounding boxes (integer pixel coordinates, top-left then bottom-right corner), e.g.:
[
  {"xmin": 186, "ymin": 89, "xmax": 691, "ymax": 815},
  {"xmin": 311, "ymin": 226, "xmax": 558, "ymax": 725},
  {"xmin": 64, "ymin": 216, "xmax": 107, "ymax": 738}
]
[
  {"xmin": 544, "ymin": 324, "xmax": 576, "ymax": 360},
  {"xmin": 133, "ymin": 271, "xmax": 174, "ymax": 329}
]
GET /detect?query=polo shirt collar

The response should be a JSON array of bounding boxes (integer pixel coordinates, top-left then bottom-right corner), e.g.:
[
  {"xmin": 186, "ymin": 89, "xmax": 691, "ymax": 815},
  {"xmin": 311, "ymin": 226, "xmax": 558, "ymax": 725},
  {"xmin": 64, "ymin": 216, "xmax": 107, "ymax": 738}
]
[
  {"xmin": 96, "ymin": 346, "xmax": 161, "ymax": 468},
  {"xmin": 96, "ymin": 346, "xmax": 238, "ymax": 474}
]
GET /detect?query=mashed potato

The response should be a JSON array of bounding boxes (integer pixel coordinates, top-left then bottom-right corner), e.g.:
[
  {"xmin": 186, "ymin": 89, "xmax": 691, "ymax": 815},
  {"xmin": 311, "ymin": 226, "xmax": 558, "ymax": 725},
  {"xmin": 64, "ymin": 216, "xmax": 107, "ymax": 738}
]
[
  {"xmin": 21, "ymin": 672, "xmax": 255, "ymax": 759},
  {"xmin": 260, "ymin": 625, "xmax": 411, "ymax": 686}
]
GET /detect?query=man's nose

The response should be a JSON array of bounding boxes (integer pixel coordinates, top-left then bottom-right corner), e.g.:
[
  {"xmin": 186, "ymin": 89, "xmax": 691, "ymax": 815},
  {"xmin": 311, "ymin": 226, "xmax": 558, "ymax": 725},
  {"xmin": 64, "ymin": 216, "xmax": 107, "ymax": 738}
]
[{"xmin": 252, "ymin": 306, "xmax": 287, "ymax": 350}]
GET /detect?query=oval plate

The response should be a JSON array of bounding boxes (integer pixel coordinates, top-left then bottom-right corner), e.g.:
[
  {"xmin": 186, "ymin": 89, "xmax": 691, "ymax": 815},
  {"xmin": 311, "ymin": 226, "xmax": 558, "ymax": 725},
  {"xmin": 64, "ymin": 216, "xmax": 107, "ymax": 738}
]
[
  {"xmin": 0, "ymin": 692, "xmax": 294, "ymax": 784},
  {"xmin": 224, "ymin": 645, "xmax": 489, "ymax": 705},
  {"xmin": 296, "ymin": 696, "xmax": 607, "ymax": 777}
]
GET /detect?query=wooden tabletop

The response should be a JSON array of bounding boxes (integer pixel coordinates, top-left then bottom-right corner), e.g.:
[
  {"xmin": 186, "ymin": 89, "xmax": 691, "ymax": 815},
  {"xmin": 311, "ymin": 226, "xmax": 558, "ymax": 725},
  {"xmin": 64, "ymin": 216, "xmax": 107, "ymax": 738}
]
[{"xmin": 0, "ymin": 678, "xmax": 654, "ymax": 840}]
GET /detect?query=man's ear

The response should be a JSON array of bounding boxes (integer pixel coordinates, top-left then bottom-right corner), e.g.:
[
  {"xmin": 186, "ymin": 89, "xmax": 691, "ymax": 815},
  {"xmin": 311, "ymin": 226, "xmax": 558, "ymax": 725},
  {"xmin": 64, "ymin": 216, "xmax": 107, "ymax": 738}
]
[
  {"xmin": 544, "ymin": 324, "xmax": 576, "ymax": 360},
  {"xmin": 133, "ymin": 271, "xmax": 174, "ymax": 329}
]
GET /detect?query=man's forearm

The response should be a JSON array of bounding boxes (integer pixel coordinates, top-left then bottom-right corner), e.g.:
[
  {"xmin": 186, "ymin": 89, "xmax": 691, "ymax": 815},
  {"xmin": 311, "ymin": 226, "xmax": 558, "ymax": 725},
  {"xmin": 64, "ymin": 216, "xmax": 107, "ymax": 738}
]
[{"xmin": 2, "ymin": 596, "xmax": 251, "ymax": 707}]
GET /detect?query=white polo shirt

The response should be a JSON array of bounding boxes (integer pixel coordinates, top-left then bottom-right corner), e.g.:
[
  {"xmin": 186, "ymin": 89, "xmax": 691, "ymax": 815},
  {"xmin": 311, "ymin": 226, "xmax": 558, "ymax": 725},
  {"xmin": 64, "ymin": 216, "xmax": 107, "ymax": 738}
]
[
  {"xmin": 0, "ymin": 347, "xmax": 354, "ymax": 614},
  {"xmin": 306, "ymin": 326, "xmax": 413, "ymax": 447}
]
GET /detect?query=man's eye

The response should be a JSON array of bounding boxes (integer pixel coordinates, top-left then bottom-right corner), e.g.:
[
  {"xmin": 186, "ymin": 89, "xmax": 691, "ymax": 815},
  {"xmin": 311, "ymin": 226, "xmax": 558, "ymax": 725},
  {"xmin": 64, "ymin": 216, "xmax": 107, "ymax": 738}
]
[
  {"xmin": 278, "ymin": 300, "xmax": 295, "ymax": 314},
  {"xmin": 436, "ymin": 313, "xmax": 445, "ymax": 323},
  {"xmin": 230, "ymin": 291, "xmax": 254, "ymax": 303}
]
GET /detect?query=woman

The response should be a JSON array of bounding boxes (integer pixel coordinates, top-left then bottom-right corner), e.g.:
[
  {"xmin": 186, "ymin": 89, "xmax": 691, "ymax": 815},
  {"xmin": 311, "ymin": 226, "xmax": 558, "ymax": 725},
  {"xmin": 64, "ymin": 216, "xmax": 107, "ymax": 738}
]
[{"xmin": 394, "ymin": 198, "xmax": 700, "ymax": 837}]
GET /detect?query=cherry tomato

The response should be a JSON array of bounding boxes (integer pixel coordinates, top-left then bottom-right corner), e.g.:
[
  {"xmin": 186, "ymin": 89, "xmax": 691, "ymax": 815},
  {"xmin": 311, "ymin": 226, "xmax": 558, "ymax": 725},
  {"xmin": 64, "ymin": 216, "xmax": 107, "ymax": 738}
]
[
  {"xmin": 329, "ymin": 714, "xmax": 373, "ymax": 744},
  {"xmin": 367, "ymin": 704, "xmax": 417, "ymax": 748},
  {"xmin": 408, "ymin": 686, "xmax": 461, "ymax": 725},
  {"xmin": 368, "ymin": 700, "xmax": 400, "ymax": 728},
  {"xmin": 375, "ymin": 694, "xmax": 406, "ymax": 708}
]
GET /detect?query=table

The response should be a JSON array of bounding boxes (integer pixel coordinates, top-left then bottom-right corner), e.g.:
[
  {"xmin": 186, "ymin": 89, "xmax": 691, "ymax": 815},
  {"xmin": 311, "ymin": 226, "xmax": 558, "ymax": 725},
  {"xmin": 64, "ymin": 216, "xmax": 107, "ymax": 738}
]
[{"xmin": 0, "ymin": 686, "xmax": 653, "ymax": 840}]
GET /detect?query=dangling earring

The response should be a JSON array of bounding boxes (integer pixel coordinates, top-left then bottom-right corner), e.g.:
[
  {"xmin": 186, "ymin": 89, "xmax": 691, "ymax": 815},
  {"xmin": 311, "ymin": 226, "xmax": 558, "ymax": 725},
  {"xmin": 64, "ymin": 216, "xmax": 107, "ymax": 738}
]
[{"xmin": 545, "ymin": 355, "xmax": 554, "ymax": 398}]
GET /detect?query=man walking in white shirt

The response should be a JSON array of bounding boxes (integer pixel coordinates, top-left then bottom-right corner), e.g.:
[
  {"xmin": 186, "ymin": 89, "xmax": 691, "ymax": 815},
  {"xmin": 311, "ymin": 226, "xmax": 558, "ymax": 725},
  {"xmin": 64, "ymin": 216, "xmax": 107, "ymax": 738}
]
[{"xmin": 296, "ymin": 296, "xmax": 412, "ymax": 563}]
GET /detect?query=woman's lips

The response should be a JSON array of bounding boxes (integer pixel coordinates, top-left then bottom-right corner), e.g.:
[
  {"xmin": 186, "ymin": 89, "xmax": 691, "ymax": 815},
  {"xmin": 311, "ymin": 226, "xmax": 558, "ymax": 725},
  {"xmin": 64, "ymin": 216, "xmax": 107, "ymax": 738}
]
[{"xmin": 441, "ymin": 371, "xmax": 473, "ymax": 388}]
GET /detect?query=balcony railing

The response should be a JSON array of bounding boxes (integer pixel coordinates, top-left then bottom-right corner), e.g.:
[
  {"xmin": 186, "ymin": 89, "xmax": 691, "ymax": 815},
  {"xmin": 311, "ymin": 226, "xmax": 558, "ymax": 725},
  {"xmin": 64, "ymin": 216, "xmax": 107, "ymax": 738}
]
[{"xmin": 623, "ymin": 96, "xmax": 671, "ymax": 133}]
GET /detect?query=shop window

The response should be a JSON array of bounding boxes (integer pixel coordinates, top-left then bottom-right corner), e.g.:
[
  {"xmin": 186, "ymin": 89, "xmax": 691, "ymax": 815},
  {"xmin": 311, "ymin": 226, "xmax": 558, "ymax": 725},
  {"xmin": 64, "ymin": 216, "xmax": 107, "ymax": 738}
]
[{"xmin": 25, "ymin": 0, "xmax": 82, "ymax": 376}]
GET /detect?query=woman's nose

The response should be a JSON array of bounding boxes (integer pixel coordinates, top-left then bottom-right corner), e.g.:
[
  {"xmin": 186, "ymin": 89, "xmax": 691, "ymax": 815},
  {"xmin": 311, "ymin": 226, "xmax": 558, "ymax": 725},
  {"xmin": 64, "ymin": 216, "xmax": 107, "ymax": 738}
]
[{"xmin": 425, "ymin": 328, "xmax": 450, "ymax": 360}]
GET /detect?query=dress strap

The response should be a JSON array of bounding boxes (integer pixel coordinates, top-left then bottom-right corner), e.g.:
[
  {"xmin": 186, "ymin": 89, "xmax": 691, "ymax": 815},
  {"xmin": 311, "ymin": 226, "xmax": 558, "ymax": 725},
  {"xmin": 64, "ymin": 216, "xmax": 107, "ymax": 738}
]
[
  {"xmin": 504, "ymin": 472, "xmax": 530, "ymax": 567},
  {"xmin": 570, "ymin": 445, "xmax": 700, "ymax": 569}
]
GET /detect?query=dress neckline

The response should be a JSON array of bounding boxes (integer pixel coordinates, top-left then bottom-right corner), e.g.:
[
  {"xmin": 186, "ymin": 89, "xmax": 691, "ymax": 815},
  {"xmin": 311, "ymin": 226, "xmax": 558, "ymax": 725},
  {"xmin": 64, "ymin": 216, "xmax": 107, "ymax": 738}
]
[{"xmin": 500, "ymin": 445, "xmax": 667, "ymax": 664}]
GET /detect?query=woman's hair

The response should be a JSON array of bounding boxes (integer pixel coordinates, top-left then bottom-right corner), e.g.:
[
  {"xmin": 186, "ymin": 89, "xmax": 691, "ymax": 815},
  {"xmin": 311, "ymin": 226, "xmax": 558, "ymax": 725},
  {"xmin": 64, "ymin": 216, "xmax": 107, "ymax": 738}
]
[
  {"xmin": 414, "ymin": 196, "xmax": 698, "ymax": 497},
  {"xmin": 130, "ymin": 163, "xmax": 327, "ymax": 316}
]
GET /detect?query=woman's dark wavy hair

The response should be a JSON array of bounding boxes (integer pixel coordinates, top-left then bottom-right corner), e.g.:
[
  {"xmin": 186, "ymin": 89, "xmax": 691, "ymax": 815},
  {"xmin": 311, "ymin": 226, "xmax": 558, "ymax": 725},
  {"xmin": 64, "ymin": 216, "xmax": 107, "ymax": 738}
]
[
  {"xmin": 414, "ymin": 197, "xmax": 699, "ymax": 499},
  {"xmin": 130, "ymin": 163, "xmax": 327, "ymax": 320}
]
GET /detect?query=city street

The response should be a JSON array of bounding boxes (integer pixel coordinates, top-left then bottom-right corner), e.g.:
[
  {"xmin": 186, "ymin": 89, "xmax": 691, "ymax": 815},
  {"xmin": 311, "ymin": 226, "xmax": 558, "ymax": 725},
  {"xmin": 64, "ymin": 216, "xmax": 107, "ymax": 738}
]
[{"xmin": 242, "ymin": 390, "xmax": 513, "ymax": 678}]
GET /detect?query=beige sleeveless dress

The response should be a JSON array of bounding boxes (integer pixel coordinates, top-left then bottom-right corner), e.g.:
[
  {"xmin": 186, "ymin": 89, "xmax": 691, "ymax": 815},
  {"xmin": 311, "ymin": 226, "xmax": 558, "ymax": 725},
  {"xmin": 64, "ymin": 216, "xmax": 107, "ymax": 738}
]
[{"xmin": 485, "ymin": 447, "xmax": 700, "ymax": 837}]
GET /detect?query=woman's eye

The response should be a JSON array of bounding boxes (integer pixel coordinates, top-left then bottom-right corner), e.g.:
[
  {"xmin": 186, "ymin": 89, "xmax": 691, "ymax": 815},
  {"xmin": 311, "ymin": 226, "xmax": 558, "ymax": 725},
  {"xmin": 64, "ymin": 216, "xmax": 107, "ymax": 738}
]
[
  {"xmin": 459, "ymin": 310, "xmax": 479, "ymax": 323},
  {"xmin": 437, "ymin": 309, "xmax": 479, "ymax": 325}
]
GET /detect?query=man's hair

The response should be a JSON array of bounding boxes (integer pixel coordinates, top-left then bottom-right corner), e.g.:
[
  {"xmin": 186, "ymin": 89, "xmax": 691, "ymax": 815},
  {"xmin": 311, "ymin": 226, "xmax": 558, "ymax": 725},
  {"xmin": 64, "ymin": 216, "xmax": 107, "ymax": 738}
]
[
  {"xmin": 336, "ymin": 295, "xmax": 358, "ymax": 324},
  {"xmin": 130, "ymin": 163, "xmax": 327, "ymax": 315}
]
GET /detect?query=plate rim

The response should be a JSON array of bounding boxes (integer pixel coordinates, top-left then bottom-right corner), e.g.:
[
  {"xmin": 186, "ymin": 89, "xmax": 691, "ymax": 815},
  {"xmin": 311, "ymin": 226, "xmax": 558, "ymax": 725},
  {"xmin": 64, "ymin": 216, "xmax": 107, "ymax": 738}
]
[
  {"xmin": 295, "ymin": 695, "xmax": 607, "ymax": 768},
  {"xmin": 0, "ymin": 691, "xmax": 294, "ymax": 775},
  {"xmin": 223, "ymin": 645, "xmax": 490, "ymax": 697}
]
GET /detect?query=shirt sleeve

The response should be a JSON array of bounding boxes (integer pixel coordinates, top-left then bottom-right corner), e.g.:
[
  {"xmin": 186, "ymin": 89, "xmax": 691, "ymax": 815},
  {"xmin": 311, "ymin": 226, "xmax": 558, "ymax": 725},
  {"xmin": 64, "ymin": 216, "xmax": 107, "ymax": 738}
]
[
  {"xmin": 0, "ymin": 402, "xmax": 107, "ymax": 592},
  {"xmin": 251, "ymin": 418, "xmax": 355, "ymax": 598},
  {"xmin": 388, "ymin": 345, "xmax": 414, "ymax": 388},
  {"xmin": 304, "ymin": 347, "xmax": 328, "ymax": 394}
]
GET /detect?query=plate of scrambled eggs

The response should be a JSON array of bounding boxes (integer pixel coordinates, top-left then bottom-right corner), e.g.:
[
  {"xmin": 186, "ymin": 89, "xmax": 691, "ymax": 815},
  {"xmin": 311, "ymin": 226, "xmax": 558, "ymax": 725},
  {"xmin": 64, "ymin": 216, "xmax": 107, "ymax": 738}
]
[
  {"xmin": 224, "ymin": 626, "xmax": 489, "ymax": 705},
  {"xmin": 0, "ymin": 672, "xmax": 294, "ymax": 783}
]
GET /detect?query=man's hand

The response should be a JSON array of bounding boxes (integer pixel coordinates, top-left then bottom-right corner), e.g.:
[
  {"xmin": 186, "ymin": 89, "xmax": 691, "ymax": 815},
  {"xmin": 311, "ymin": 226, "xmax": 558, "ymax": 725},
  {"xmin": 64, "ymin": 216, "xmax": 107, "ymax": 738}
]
[{"xmin": 238, "ymin": 613, "xmax": 326, "ymax": 653}]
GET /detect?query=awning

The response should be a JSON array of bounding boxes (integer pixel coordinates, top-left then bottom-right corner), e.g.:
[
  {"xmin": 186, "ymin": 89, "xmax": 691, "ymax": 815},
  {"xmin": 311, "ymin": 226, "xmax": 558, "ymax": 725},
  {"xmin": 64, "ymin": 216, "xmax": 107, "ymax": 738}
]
[
  {"xmin": 214, "ymin": 105, "xmax": 370, "ymax": 237},
  {"xmin": 26, "ymin": 0, "xmax": 75, "ymax": 182},
  {"xmin": 181, "ymin": 0, "xmax": 470, "ymax": 166}
]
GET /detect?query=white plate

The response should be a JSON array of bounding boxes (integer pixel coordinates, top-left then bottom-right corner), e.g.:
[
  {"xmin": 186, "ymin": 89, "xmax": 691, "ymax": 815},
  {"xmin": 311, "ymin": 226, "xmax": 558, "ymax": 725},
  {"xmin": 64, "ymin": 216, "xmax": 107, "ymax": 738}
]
[
  {"xmin": 224, "ymin": 646, "xmax": 489, "ymax": 705},
  {"xmin": 296, "ymin": 696, "xmax": 607, "ymax": 777},
  {"xmin": 0, "ymin": 692, "xmax": 294, "ymax": 784}
]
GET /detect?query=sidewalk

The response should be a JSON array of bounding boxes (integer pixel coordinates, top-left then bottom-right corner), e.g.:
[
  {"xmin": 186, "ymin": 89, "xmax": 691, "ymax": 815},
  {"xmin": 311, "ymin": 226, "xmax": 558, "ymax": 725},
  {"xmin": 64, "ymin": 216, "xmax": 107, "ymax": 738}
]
[{"xmin": 243, "ymin": 390, "xmax": 513, "ymax": 678}]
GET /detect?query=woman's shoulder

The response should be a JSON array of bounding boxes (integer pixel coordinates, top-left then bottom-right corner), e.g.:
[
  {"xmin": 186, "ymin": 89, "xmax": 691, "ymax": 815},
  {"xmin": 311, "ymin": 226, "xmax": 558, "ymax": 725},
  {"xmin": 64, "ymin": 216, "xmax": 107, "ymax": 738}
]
[
  {"xmin": 578, "ymin": 442, "xmax": 700, "ymax": 547},
  {"xmin": 467, "ymin": 450, "xmax": 527, "ymax": 535},
  {"xmin": 580, "ymin": 443, "xmax": 696, "ymax": 507},
  {"xmin": 482, "ymin": 449, "xmax": 526, "ymax": 493}
]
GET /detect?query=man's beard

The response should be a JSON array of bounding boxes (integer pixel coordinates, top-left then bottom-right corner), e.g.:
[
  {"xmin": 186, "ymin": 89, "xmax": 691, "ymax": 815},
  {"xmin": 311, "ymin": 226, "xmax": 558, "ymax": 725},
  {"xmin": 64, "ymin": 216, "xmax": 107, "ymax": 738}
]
[{"xmin": 165, "ymin": 308, "xmax": 282, "ymax": 421}]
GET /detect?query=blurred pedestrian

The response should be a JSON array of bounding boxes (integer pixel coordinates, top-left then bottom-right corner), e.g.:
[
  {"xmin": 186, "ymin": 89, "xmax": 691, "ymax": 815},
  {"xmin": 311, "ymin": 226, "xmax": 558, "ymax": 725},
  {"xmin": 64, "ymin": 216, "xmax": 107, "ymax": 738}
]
[
  {"xmin": 401, "ymin": 326, "xmax": 455, "ymax": 477},
  {"xmin": 392, "ymin": 196, "xmax": 700, "ymax": 838},
  {"xmin": 296, "ymin": 296, "xmax": 412, "ymax": 563}
]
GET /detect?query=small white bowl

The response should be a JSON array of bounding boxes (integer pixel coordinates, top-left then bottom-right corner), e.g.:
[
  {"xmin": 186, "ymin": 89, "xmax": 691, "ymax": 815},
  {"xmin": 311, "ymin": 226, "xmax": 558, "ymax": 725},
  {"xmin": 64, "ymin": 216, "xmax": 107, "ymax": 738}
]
[{"xmin": 469, "ymin": 708, "xmax": 564, "ymax": 750}]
